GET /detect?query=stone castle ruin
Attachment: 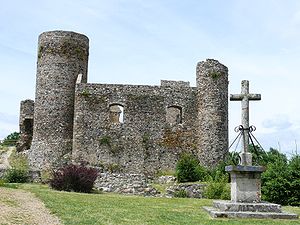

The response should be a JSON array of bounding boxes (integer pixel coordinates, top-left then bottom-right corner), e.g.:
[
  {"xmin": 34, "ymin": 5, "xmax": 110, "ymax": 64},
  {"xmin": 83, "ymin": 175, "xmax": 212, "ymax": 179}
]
[{"xmin": 18, "ymin": 30, "xmax": 229, "ymax": 175}]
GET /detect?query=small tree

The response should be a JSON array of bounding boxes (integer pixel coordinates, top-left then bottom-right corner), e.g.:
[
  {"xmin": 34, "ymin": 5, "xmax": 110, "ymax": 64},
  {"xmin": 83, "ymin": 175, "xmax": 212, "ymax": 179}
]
[{"xmin": 286, "ymin": 155, "xmax": 300, "ymax": 206}]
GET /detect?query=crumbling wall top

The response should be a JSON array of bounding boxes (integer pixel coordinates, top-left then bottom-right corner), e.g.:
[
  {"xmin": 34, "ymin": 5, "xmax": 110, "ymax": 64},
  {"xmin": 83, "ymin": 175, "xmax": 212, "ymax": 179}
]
[{"xmin": 160, "ymin": 80, "xmax": 190, "ymax": 88}]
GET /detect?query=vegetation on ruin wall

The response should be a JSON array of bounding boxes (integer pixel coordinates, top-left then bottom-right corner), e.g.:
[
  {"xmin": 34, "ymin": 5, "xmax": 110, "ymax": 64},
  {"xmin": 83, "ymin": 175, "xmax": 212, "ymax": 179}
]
[
  {"xmin": 15, "ymin": 184, "xmax": 300, "ymax": 225},
  {"xmin": 160, "ymin": 128, "xmax": 197, "ymax": 150},
  {"xmin": 99, "ymin": 135, "xmax": 123, "ymax": 156},
  {"xmin": 209, "ymin": 70, "xmax": 224, "ymax": 79}
]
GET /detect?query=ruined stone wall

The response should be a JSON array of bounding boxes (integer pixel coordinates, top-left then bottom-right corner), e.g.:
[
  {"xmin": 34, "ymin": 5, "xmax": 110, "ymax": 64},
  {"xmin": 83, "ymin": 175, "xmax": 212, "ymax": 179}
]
[
  {"xmin": 24, "ymin": 30, "xmax": 230, "ymax": 174},
  {"xmin": 196, "ymin": 59, "xmax": 228, "ymax": 167},
  {"xmin": 16, "ymin": 99, "xmax": 34, "ymax": 152},
  {"xmin": 29, "ymin": 31, "xmax": 89, "ymax": 170},
  {"xmin": 72, "ymin": 82, "xmax": 197, "ymax": 175}
]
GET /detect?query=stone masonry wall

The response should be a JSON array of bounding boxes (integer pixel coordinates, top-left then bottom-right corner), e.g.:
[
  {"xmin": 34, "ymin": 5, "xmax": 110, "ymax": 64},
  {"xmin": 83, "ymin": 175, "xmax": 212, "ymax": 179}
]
[
  {"xmin": 196, "ymin": 59, "xmax": 229, "ymax": 167},
  {"xmin": 16, "ymin": 99, "xmax": 34, "ymax": 152},
  {"xmin": 72, "ymin": 82, "xmax": 198, "ymax": 175},
  {"xmin": 29, "ymin": 31, "xmax": 89, "ymax": 170},
  {"xmin": 24, "ymin": 30, "xmax": 229, "ymax": 176}
]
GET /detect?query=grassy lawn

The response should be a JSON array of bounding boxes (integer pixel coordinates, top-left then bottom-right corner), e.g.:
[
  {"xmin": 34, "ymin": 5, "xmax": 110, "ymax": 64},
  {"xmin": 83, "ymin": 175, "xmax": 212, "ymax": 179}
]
[{"xmin": 19, "ymin": 184, "xmax": 300, "ymax": 225}]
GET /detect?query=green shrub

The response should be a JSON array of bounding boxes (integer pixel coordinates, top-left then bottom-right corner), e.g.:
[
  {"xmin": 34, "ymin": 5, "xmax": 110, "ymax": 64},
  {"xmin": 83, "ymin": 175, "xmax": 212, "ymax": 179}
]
[
  {"xmin": 8, "ymin": 150, "xmax": 29, "ymax": 171},
  {"xmin": 4, "ymin": 148, "xmax": 29, "ymax": 183},
  {"xmin": 50, "ymin": 164, "xmax": 98, "ymax": 193},
  {"xmin": 175, "ymin": 153, "xmax": 207, "ymax": 183},
  {"xmin": 206, "ymin": 162, "xmax": 227, "ymax": 182},
  {"xmin": 203, "ymin": 174, "xmax": 230, "ymax": 200},
  {"xmin": 288, "ymin": 155, "xmax": 300, "ymax": 206},
  {"xmin": 4, "ymin": 168, "xmax": 28, "ymax": 183},
  {"xmin": 174, "ymin": 189, "xmax": 188, "ymax": 198},
  {"xmin": 262, "ymin": 153, "xmax": 300, "ymax": 206},
  {"xmin": 40, "ymin": 168, "xmax": 53, "ymax": 184}
]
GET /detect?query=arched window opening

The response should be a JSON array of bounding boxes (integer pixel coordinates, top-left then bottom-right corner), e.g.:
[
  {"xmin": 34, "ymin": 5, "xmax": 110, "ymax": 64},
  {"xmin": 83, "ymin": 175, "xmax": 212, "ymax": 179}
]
[
  {"xmin": 109, "ymin": 104, "xmax": 124, "ymax": 124},
  {"xmin": 166, "ymin": 106, "xmax": 182, "ymax": 125}
]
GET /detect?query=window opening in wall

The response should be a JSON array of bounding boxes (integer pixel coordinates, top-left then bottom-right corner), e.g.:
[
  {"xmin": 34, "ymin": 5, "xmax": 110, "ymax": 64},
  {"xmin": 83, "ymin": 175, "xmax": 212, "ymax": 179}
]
[
  {"xmin": 166, "ymin": 106, "xmax": 182, "ymax": 125},
  {"xmin": 109, "ymin": 104, "xmax": 124, "ymax": 124},
  {"xmin": 24, "ymin": 118, "xmax": 33, "ymax": 134}
]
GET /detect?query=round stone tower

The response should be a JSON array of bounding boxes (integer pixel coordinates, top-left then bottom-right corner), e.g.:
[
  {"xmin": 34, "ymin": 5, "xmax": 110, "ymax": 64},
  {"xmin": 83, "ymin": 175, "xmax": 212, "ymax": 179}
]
[
  {"xmin": 29, "ymin": 31, "xmax": 89, "ymax": 170},
  {"xmin": 196, "ymin": 59, "xmax": 228, "ymax": 167}
]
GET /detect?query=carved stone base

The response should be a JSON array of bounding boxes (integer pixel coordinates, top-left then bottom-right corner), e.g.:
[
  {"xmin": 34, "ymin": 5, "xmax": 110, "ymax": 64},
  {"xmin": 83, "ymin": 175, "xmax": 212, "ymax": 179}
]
[{"xmin": 225, "ymin": 165, "xmax": 265, "ymax": 203}]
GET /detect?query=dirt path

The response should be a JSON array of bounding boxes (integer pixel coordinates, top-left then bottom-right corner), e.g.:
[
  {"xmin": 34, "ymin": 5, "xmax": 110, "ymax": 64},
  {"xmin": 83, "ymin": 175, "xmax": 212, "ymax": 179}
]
[
  {"xmin": 0, "ymin": 146, "xmax": 13, "ymax": 169},
  {"xmin": 0, "ymin": 187, "xmax": 61, "ymax": 225}
]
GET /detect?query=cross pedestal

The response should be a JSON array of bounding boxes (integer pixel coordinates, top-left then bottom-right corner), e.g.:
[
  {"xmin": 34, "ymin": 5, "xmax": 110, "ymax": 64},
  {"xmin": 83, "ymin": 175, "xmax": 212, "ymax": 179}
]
[
  {"xmin": 204, "ymin": 80, "xmax": 298, "ymax": 219},
  {"xmin": 225, "ymin": 165, "xmax": 265, "ymax": 203}
]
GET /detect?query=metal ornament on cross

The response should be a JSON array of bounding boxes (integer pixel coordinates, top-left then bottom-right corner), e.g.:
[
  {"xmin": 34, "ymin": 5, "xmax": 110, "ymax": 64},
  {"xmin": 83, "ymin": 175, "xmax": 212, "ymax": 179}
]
[{"xmin": 230, "ymin": 80, "xmax": 261, "ymax": 166}]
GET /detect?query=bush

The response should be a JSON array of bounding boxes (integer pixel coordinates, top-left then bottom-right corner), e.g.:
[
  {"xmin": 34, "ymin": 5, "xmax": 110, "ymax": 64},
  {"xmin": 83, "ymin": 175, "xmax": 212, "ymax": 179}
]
[
  {"xmin": 4, "ymin": 148, "xmax": 29, "ymax": 183},
  {"xmin": 174, "ymin": 189, "xmax": 188, "ymax": 198},
  {"xmin": 206, "ymin": 162, "xmax": 228, "ymax": 182},
  {"xmin": 4, "ymin": 168, "xmax": 28, "ymax": 183},
  {"xmin": 203, "ymin": 174, "xmax": 230, "ymax": 200},
  {"xmin": 175, "ymin": 153, "xmax": 207, "ymax": 183},
  {"xmin": 40, "ymin": 168, "xmax": 53, "ymax": 184},
  {"xmin": 50, "ymin": 164, "xmax": 98, "ymax": 193},
  {"xmin": 261, "ymin": 151, "xmax": 300, "ymax": 206}
]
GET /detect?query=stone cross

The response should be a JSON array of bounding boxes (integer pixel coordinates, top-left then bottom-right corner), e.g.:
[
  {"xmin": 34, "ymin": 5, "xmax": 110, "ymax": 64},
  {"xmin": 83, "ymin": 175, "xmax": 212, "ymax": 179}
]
[{"xmin": 230, "ymin": 80, "xmax": 261, "ymax": 165}]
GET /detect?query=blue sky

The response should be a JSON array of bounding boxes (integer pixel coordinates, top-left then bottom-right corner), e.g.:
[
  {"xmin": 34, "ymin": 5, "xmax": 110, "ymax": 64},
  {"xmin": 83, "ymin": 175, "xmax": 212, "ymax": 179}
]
[{"xmin": 1, "ymin": 0, "xmax": 300, "ymax": 155}]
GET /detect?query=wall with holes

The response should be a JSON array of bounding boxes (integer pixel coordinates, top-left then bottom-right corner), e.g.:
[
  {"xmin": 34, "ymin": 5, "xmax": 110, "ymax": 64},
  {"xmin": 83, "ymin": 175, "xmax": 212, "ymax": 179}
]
[{"xmin": 72, "ymin": 81, "xmax": 197, "ymax": 175}]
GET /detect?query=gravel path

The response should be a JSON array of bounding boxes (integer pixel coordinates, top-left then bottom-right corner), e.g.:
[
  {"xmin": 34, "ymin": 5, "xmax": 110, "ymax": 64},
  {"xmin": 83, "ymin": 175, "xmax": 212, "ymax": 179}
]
[{"xmin": 0, "ymin": 187, "xmax": 61, "ymax": 225}]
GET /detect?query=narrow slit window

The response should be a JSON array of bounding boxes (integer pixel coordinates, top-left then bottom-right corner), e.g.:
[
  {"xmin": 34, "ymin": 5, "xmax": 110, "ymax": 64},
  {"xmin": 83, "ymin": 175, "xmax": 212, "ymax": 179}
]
[
  {"xmin": 166, "ymin": 106, "xmax": 182, "ymax": 125},
  {"xmin": 109, "ymin": 104, "xmax": 124, "ymax": 124}
]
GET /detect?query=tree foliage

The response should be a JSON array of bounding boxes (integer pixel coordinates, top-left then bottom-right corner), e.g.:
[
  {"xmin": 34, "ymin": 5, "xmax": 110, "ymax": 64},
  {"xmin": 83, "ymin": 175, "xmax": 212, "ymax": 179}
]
[
  {"xmin": 248, "ymin": 146, "xmax": 300, "ymax": 206},
  {"xmin": 1, "ymin": 132, "xmax": 20, "ymax": 146}
]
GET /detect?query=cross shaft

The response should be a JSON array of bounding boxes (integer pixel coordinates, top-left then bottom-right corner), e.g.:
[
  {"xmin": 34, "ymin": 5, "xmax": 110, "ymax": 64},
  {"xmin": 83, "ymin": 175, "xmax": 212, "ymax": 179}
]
[{"xmin": 230, "ymin": 80, "xmax": 261, "ymax": 165}]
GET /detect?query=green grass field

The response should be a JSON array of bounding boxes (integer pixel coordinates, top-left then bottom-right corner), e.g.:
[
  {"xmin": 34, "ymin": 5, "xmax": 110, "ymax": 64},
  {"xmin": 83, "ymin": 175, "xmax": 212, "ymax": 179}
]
[{"xmin": 19, "ymin": 184, "xmax": 300, "ymax": 225}]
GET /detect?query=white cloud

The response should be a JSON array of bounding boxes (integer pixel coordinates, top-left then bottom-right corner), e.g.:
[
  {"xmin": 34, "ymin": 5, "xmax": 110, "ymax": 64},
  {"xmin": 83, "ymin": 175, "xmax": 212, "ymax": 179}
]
[
  {"xmin": 262, "ymin": 115, "xmax": 292, "ymax": 131},
  {"xmin": 1, "ymin": 0, "xmax": 300, "ymax": 151}
]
